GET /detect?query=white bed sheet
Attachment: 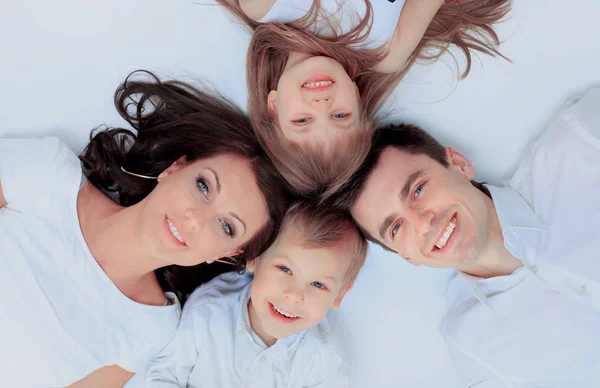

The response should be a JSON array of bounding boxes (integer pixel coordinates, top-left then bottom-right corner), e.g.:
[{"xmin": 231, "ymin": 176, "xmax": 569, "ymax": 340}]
[{"xmin": 1, "ymin": 1, "xmax": 598, "ymax": 387}]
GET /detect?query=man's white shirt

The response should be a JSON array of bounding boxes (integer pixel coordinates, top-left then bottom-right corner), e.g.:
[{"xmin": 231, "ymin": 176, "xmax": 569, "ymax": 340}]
[
  {"xmin": 139, "ymin": 271, "xmax": 348, "ymax": 388},
  {"xmin": 440, "ymin": 88, "xmax": 600, "ymax": 387}
]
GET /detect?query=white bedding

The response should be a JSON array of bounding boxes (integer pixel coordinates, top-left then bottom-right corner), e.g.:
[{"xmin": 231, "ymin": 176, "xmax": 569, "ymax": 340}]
[{"xmin": 1, "ymin": 1, "xmax": 599, "ymax": 387}]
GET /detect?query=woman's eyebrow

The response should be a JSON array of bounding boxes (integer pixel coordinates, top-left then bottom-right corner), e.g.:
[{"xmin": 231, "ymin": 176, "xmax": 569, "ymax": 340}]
[
  {"xmin": 230, "ymin": 212, "xmax": 246, "ymax": 236},
  {"xmin": 206, "ymin": 168, "xmax": 220, "ymax": 192}
]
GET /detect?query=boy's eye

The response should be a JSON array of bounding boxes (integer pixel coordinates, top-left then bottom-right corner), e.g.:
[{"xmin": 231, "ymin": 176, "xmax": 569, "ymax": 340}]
[
  {"xmin": 331, "ymin": 113, "xmax": 349, "ymax": 119},
  {"xmin": 197, "ymin": 178, "xmax": 209, "ymax": 197},
  {"xmin": 311, "ymin": 281, "xmax": 327, "ymax": 290},
  {"xmin": 220, "ymin": 219, "xmax": 235, "ymax": 238},
  {"xmin": 278, "ymin": 266, "xmax": 292, "ymax": 274}
]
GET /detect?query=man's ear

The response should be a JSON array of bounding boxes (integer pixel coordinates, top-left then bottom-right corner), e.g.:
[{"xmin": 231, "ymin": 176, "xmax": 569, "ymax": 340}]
[
  {"xmin": 157, "ymin": 156, "xmax": 187, "ymax": 182},
  {"xmin": 444, "ymin": 147, "xmax": 475, "ymax": 180},
  {"xmin": 267, "ymin": 90, "xmax": 277, "ymax": 115},
  {"xmin": 332, "ymin": 282, "xmax": 354, "ymax": 309}
]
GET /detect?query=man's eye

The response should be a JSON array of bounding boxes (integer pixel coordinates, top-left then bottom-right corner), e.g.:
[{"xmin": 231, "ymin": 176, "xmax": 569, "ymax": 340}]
[
  {"xmin": 331, "ymin": 113, "xmax": 349, "ymax": 119},
  {"xmin": 391, "ymin": 222, "xmax": 401, "ymax": 237},
  {"xmin": 414, "ymin": 184, "xmax": 424, "ymax": 198},
  {"xmin": 278, "ymin": 266, "xmax": 292, "ymax": 274},
  {"xmin": 311, "ymin": 281, "xmax": 327, "ymax": 290},
  {"xmin": 197, "ymin": 178, "xmax": 209, "ymax": 197}
]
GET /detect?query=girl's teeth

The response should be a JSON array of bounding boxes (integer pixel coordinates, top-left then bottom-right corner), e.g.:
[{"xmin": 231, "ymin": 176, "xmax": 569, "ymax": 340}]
[
  {"xmin": 435, "ymin": 217, "xmax": 456, "ymax": 249},
  {"xmin": 167, "ymin": 218, "xmax": 184, "ymax": 243},
  {"xmin": 302, "ymin": 80, "xmax": 333, "ymax": 88}
]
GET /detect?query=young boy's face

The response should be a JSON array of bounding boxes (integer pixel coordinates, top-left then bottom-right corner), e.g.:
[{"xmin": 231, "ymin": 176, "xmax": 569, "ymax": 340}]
[{"xmin": 246, "ymin": 225, "xmax": 354, "ymax": 346}]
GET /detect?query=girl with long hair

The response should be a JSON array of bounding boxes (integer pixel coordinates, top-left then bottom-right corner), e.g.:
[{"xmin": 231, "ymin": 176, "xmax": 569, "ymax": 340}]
[
  {"xmin": 214, "ymin": 0, "xmax": 511, "ymax": 199},
  {"xmin": 0, "ymin": 72, "xmax": 289, "ymax": 387}
]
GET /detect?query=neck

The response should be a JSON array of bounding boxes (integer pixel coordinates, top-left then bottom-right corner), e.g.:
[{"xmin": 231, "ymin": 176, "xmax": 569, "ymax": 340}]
[
  {"xmin": 460, "ymin": 195, "xmax": 523, "ymax": 279},
  {"xmin": 248, "ymin": 299, "xmax": 276, "ymax": 347},
  {"xmin": 78, "ymin": 183, "xmax": 164, "ymax": 299}
]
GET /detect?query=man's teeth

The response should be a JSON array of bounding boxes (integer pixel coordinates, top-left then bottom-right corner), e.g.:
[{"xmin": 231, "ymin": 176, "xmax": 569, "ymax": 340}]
[
  {"xmin": 167, "ymin": 218, "xmax": 185, "ymax": 243},
  {"xmin": 302, "ymin": 80, "xmax": 333, "ymax": 88},
  {"xmin": 435, "ymin": 217, "xmax": 456, "ymax": 249},
  {"xmin": 273, "ymin": 304, "xmax": 298, "ymax": 319}
]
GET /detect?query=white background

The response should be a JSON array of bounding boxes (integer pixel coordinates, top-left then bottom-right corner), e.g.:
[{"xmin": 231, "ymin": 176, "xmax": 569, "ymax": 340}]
[{"xmin": 1, "ymin": 1, "xmax": 599, "ymax": 387}]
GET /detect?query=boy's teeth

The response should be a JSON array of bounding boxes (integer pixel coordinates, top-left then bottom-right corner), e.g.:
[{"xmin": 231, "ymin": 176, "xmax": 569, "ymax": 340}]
[
  {"xmin": 435, "ymin": 217, "xmax": 456, "ymax": 249},
  {"xmin": 167, "ymin": 218, "xmax": 185, "ymax": 243},
  {"xmin": 273, "ymin": 304, "xmax": 298, "ymax": 319}
]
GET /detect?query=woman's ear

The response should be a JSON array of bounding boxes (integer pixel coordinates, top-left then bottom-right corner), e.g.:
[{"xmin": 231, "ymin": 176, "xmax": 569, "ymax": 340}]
[
  {"xmin": 444, "ymin": 147, "xmax": 475, "ymax": 180},
  {"xmin": 267, "ymin": 90, "xmax": 277, "ymax": 115},
  {"xmin": 157, "ymin": 156, "xmax": 187, "ymax": 181}
]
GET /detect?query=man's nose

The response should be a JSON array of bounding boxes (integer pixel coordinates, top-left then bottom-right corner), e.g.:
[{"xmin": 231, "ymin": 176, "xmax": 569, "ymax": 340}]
[{"xmin": 405, "ymin": 208, "xmax": 434, "ymax": 234}]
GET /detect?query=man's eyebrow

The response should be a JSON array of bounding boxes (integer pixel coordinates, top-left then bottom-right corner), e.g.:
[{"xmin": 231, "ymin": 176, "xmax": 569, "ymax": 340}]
[
  {"xmin": 400, "ymin": 170, "xmax": 425, "ymax": 202},
  {"xmin": 379, "ymin": 213, "xmax": 397, "ymax": 241}
]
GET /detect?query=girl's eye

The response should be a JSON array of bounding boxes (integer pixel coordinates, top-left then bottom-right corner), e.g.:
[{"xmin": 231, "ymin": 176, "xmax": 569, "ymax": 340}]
[
  {"xmin": 278, "ymin": 266, "xmax": 292, "ymax": 274},
  {"xmin": 294, "ymin": 117, "xmax": 310, "ymax": 124},
  {"xmin": 391, "ymin": 222, "xmax": 402, "ymax": 237},
  {"xmin": 332, "ymin": 113, "xmax": 349, "ymax": 119},
  {"xmin": 311, "ymin": 281, "xmax": 327, "ymax": 290},
  {"xmin": 197, "ymin": 178, "xmax": 209, "ymax": 197},
  {"xmin": 220, "ymin": 219, "xmax": 235, "ymax": 238}
]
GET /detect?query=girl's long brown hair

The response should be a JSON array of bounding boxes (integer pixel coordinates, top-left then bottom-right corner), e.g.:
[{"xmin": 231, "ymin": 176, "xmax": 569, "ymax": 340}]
[{"xmin": 216, "ymin": 0, "xmax": 510, "ymax": 200}]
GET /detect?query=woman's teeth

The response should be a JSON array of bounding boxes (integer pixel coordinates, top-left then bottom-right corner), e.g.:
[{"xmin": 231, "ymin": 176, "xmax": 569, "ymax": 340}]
[
  {"xmin": 273, "ymin": 304, "xmax": 298, "ymax": 319},
  {"xmin": 167, "ymin": 218, "xmax": 185, "ymax": 244},
  {"xmin": 302, "ymin": 80, "xmax": 333, "ymax": 88},
  {"xmin": 436, "ymin": 217, "xmax": 456, "ymax": 249}
]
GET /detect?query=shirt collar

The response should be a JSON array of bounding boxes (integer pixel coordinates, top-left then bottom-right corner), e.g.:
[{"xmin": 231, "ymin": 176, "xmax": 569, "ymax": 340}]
[{"xmin": 456, "ymin": 185, "xmax": 546, "ymax": 310}]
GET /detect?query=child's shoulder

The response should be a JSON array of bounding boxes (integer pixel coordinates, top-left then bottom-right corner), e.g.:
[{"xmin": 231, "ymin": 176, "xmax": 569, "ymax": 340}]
[
  {"xmin": 183, "ymin": 271, "xmax": 252, "ymax": 319},
  {"xmin": 300, "ymin": 315, "xmax": 344, "ymax": 358}
]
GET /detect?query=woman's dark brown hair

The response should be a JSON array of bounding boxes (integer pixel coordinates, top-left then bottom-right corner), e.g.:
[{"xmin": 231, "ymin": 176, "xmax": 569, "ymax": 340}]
[
  {"xmin": 214, "ymin": 0, "xmax": 510, "ymax": 200},
  {"xmin": 80, "ymin": 71, "xmax": 291, "ymax": 301}
]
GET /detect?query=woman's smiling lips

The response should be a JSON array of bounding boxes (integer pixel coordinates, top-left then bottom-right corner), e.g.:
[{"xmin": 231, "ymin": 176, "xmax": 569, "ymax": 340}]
[{"xmin": 164, "ymin": 216, "xmax": 187, "ymax": 247}]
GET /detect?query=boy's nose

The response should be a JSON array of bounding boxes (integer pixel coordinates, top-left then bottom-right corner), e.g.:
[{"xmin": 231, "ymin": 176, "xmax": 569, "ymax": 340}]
[{"xmin": 283, "ymin": 288, "xmax": 304, "ymax": 304}]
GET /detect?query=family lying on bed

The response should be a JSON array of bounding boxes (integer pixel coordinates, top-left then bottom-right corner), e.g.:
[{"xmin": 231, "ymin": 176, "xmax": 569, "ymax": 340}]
[{"xmin": 1, "ymin": 1, "xmax": 598, "ymax": 387}]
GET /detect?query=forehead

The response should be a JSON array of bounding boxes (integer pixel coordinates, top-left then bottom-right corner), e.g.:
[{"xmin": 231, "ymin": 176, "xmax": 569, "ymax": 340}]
[
  {"xmin": 352, "ymin": 148, "xmax": 438, "ymax": 226},
  {"xmin": 268, "ymin": 227, "xmax": 352, "ymax": 280}
]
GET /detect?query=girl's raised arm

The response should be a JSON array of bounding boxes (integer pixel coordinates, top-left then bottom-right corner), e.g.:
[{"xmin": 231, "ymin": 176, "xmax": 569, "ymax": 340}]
[
  {"xmin": 239, "ymin": 0, "xmax": 276, "ymax": 20},
  {"xmin": 374, "ymin": 0, "xmax": 445, "ymax": 74}
]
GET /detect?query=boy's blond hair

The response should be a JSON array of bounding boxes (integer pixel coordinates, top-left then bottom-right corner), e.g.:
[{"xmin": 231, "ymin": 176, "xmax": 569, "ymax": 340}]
[{"xmin": 278, "ymin": 201, "xmax": 368, "ymax": 285}]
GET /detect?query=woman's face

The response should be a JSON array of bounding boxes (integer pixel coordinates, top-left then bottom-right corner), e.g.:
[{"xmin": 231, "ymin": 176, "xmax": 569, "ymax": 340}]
[
  {"xmin": 138, "ymin": 153, "xmax": 269, "ymax": 267},
  {"xmin": 267, "ymin": 53, "xmax": 360, "ymax": 147}
]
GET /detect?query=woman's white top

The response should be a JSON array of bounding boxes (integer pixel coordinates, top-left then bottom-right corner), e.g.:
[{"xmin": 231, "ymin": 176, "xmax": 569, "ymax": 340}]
[
  {"xmin": 259, "ymin": 0, "xmax": 405, "ymax": 50},
  {"xmin": 0, "ymin": 137, "xmax": 181, "ymax": 387},
  {"xmin": 141, "ymin": 271, "xmax": 348, "ymax": 388}
]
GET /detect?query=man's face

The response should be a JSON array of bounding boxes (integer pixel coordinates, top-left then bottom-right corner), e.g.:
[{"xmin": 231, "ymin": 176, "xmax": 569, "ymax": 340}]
[{"xmin": 351, "ymin": 147, "xmax": 495, "ymax": 270}]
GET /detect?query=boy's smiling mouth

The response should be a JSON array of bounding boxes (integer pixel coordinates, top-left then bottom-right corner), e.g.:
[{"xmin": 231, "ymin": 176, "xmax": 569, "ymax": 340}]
[{"xmin": 269, "ymin": 302, "xmax": 300, "ymax": 321}]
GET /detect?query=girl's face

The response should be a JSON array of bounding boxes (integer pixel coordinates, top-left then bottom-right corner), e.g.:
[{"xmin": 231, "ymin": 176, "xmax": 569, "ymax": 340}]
[
  {"xmin": 267, "ymin": 53, "xmax": 360, "ymax": 147},
  {"xmin": 137, "ymin": 153, "xmax": 269, "ymax": 267}
]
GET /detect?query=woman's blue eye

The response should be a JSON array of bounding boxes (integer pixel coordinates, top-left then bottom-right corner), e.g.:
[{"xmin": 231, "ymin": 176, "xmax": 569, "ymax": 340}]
[
  {"xmin": 197, "ymin": 178, "xmax": 209, "ymax": 196},
  {"xmin": 311, "ymin": 281, "xmax": 326, "ymax": 290},
  {"xmin": 220, "ymin": 219, "xmax": 235, "ymax": 238},
  {"xmin": 279, "ymin": 266, "xmax": 292, "ymax": 274},
  {"xmin": 332, "ymin": 113, "xmax": 348, "ymax": 119},
  {"xmin": 414, "ymin": 184, "xmax": 423, "ymax": 198}
]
